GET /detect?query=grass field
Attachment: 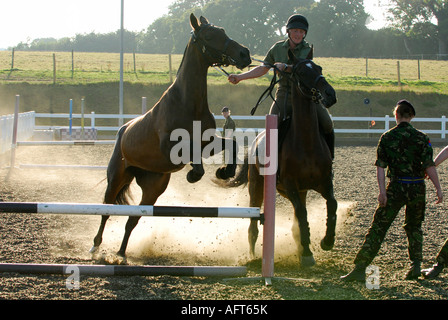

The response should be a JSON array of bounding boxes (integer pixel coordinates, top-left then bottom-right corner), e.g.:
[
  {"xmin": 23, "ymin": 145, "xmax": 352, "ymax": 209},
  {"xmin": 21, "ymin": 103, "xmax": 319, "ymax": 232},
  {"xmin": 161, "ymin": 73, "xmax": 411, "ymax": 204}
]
[
  {"xmin": 1, "ymin": 51, "xmax": 447, "ymax": 93},
  {"xmin": 0, "ymin": 51, "xmax": 447, "ymax": 136}
]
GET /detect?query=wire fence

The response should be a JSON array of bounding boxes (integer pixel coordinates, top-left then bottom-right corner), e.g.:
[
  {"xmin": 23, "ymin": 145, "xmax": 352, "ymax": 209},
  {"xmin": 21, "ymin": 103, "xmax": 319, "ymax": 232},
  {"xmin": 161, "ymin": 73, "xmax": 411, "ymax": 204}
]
[{"xmin": 1, "ymin": 50, "xmax": 447, "ymax": 84}]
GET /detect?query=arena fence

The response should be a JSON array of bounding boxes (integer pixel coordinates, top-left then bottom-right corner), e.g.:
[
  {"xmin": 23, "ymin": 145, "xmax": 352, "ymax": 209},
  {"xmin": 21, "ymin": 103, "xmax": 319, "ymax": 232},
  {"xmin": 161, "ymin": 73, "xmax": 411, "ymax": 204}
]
[
  {"xmin": 1, "ymin": 94, "xmax": 447, "ymax": 158},
  {"xmin": 31, "ymin": 112, "xmax": 448, "ymax": 139}
]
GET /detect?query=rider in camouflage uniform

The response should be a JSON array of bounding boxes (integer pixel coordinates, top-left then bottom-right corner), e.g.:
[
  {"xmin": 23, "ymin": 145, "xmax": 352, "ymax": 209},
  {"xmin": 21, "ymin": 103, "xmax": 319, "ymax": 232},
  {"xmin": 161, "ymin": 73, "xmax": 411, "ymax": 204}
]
[
  {"xmin": 227, "ymin": 14, "xmax": 335, "ymax": 159},
  {"xmin": 341, "ymin": 100, "xmax": 443, "ymax": 282}
]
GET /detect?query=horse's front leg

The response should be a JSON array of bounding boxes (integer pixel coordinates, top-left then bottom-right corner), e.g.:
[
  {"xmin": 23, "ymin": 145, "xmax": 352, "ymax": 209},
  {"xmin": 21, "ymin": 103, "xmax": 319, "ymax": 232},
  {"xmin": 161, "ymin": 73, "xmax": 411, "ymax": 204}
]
[
  {"xmin": 164, "ymin": 134, "xmax": 205, "ymax": 183},
  {"xmin": 187, "ymin": 162, "xmax": 205, "ymax": 183},
  {"xmin": 215, "ymin": 135, "xmax": 238, "ymax": 180},
  {"xmin": 287, "ymin": 188, "xmax": 316, "ymax": 268},
  {"xmin": 320, "ymin": 181, "xmax": 338, "ymax": 251},
  {"xmin": 248, "ymin": 163, "xmax": 264, "ymax": 258},
  {"xmin": 295, "ymin": 195, "xmax": 315, "ymax": 268},
  {"xmin": 187, "ymin": 139, "xmax": 205, "ymax": 183}
]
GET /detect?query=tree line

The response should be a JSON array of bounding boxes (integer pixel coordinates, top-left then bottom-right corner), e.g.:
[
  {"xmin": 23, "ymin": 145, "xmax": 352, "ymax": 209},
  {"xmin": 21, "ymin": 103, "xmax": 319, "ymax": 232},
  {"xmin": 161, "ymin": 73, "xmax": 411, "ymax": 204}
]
[{"xmin": 13, "ymin": 0, "xmax": 447, "ymax": 59}]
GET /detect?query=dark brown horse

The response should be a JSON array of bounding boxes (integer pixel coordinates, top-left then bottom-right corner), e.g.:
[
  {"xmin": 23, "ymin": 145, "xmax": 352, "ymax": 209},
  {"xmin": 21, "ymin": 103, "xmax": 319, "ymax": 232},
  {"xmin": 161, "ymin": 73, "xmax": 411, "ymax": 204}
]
[
  {"xmin": 229, "ymin": 49, "xmax": 337, "ymax": 267},
  {"xmin": 89, "ymin": 14, "xmax": 251, "ymax": 258}
]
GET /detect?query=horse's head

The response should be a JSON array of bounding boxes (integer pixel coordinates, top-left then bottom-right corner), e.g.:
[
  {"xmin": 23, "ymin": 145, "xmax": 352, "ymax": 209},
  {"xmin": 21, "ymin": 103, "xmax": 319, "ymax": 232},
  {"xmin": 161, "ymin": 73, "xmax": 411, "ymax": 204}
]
[
  {"xmin": 190, "ymin": 13, "xmax": 251, "ymax": 70},
  {"xmin": 288, "ymin": 49, "xmax": 336, "ymax": 108}
]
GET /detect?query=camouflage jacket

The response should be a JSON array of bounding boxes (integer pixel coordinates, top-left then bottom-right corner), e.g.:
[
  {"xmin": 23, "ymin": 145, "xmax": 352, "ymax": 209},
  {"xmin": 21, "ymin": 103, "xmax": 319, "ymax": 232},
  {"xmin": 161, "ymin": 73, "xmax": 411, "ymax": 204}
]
[
  {"xmin": 263, "ymin": 39, "xmax": 311, "ymax": 90},
  {"xmin": 375, "ymin": 122, "xmax": 435, "ymax": 179}
]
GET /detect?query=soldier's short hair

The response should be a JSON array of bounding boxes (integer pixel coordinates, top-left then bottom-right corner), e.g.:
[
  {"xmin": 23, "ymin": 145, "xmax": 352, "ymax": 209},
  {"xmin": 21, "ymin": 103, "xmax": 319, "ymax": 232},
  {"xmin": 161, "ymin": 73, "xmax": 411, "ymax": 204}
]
[{"xmin": 394, "ymin": 99, "xmax": 416, "ymax": 118}]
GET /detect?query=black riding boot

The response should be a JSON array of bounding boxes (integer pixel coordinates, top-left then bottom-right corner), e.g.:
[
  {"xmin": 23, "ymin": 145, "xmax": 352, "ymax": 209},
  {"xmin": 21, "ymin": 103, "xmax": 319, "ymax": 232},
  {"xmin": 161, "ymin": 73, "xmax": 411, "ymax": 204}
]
[
  {"xmin": 405, "ymin": 260, "xmax": 421, "ymax": 280},
  {"xmin": 324, "ymin": 130, "xmax": 335, "ymax": 160},
  {"xmin": 422, "ymin": 262, "xmax": 444, "ymax": 279},
  {"xmin": 340, "ymin": 264, "xmax": 366, "ymax": 282}
]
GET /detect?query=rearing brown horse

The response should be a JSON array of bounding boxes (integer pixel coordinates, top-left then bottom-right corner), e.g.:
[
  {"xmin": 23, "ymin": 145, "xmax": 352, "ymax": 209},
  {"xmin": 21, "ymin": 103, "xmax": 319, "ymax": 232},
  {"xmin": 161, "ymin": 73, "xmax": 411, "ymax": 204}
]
[
  {"xmin": 229, "ymin": 49, "xmax": 337, "ymax": 267},
  {"xmin": 90, "ymin": 14, "xmax": 251, "ymax": 258}
]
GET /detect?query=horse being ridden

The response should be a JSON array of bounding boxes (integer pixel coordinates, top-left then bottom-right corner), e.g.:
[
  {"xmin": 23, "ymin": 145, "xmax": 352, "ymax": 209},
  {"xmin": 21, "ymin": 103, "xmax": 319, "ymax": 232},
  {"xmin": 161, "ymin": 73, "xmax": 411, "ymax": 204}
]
[
  {"xmin": 230, "ymin": 49, "xmax": 337, "ymax": 267},
  {"xmin": 90, "ymin": 14, "xmax": 251, "ymax": 258}
]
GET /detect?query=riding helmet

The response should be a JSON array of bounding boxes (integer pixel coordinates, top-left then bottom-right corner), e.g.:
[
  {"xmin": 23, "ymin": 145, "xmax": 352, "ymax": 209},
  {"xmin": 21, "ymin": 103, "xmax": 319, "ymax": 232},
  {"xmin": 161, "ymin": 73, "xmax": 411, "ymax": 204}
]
[{"xmin": 286, "ymin": 14, "xmax": 309, "ymax": 32}]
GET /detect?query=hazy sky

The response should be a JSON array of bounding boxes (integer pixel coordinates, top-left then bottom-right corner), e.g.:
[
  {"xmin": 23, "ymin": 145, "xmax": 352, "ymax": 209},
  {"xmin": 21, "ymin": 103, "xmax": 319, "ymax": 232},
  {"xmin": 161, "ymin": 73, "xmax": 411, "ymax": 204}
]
[
  {"xmin": 0, "ymin": 0, "xmax": 389, "ymax": 50},
  {"xmin": 0, "ymin": 0, "xmax": 176, "ymax": 49}
]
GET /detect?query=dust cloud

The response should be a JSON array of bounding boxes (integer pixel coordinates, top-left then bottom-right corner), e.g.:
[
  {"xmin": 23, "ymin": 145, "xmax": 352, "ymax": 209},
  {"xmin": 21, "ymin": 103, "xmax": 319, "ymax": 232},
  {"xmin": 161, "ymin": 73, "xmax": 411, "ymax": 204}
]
[
  {"xmin": 89, "ymin": 166, "xmax": 353, "ymax": 267},
  {"xmin": 4, "ymin": 144, "xmax": 353, "ymax": 267}
]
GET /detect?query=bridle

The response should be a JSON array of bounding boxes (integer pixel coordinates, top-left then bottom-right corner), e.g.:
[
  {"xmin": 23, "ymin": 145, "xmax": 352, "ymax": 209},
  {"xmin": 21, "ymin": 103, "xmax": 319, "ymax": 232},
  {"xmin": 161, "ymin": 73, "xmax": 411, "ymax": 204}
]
[
  {"xmin": 191, "ymin": 24, "xmax": 236, "ymax": 68},
  {"xmin": 250, "ymin": 59, "xmax": 325, "ymax": 115},
  {"xmin": 290, "ymin": 60, "xmax": 324, "ymax": 104}
]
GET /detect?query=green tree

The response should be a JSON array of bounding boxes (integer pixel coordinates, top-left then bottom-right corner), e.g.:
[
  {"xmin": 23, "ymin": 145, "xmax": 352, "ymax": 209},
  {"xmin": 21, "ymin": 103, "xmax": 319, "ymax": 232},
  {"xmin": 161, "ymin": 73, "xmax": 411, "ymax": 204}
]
[
  {"xmin": 140, "ymin": 0, "xmax": 315, "ymax": 55},
  {"xmin": 11, "ymin": 0, "xmax": 444, "ymax": 58},
  {"xmin": 140, "ymin": 17, "xmax": 176, "ymax": 53},
  {"xmin": 303, "ymin": 0, "xmax": 369, "ymax": 57},
  {"xmin": 390, "ymin": 0, "xmax": 448, "ymax": 54}
]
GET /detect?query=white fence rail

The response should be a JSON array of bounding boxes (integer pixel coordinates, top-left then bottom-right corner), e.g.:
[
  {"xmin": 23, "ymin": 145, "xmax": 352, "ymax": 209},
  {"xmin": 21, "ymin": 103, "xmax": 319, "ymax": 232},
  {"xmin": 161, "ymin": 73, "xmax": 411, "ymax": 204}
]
[
  {"xmin": 1, "ymin": 112, "xmax": 447, "ymax": 155},
  {"xmin": 0, "ymin": 111, "xmax": 35, "ymax": 154},
  {"xmin": 32, "ymin": 112, "xmax": 448, "ymax": 138}
]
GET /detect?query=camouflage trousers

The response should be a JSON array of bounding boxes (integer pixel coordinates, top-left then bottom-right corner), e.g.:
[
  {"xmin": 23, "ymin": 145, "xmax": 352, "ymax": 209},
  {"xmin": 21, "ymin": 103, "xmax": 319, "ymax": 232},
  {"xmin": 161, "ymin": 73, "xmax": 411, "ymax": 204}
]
[{"xmin": 354, "ymin": 180, "xmax": 426, "ymax": 266}]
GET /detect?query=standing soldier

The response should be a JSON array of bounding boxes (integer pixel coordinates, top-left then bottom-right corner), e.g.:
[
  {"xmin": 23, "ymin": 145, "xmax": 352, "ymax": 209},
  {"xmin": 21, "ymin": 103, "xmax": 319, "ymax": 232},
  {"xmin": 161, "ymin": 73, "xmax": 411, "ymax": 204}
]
[
  {"xmin": 221, "ymin": 106, "xmax": 235, "ymax": 139},
  {"xmin": 221, "ymin": 106, "xmax": 236, "ymax": 164},
  {"xmin": 423, "ymin": 145, "xmax": 448, "ymax": 279},
  {"xmin": 341, "ymin": 100, "xmax": 443, "ymax": 282}
]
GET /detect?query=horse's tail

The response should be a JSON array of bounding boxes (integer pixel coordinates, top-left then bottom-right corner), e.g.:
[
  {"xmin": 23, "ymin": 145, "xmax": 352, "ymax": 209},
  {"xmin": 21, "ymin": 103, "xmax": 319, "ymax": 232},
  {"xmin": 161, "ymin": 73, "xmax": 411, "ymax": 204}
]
[
  {"xmin": 114, "ymin": 184, "xmax": 132, "ymax": 205},
  {"xmin": 224, "ymin": 155, "xmax": 249, "ymax": 188},
  {"xmin": 103, "ymin": 177, "xmax": 133, "ymax": 205},
  {"xmin": 103, "ymin": 125, "xmax": 134, "ymax": 205}
]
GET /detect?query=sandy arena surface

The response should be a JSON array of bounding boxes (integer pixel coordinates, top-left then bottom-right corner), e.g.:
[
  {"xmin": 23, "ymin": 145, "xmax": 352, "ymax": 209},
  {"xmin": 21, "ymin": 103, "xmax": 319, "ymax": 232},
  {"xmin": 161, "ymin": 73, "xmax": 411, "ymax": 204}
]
[{"xmin": 1, "ymin": 144, "xmax": 448, "ymax": 303}]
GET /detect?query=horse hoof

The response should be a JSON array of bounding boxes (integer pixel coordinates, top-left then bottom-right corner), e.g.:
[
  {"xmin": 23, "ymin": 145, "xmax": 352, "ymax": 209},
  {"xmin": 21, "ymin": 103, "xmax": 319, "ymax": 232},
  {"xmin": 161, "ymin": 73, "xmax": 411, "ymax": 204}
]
[
  {"xmin": 118, "ymin": 256, "xmax": 127, "ymax": 265},
  {"xmin": 215, "ymin": 166, "xmax": 236, "ymax": 180},
  {"xmin": 216, "ymin": 167, "xmax": 227, "ymax": 180},
  {"xmin": 225, "ymin": 165, "xmax": 236, "ymax": 178},
  {"xmin": 249, "ymin": 250, "xmax": 256, "ymax": 260},
  {"xmin": 116, "ymin": 251, "xmax": 128, "ymax": 263},
  {"xmin": 301, "ymin": 255, "xmax": 316, "ymax": 268},
  {"xmin": 89, "ymin": 246, "xmax": 99, "ymax": 254},
  {"xmin": 321, "ymin": 237, "xmax": 335, "ymax": 251},
  {"xmin": 187, "ymin": 170, "xmax": 203, "ymax": 183}
]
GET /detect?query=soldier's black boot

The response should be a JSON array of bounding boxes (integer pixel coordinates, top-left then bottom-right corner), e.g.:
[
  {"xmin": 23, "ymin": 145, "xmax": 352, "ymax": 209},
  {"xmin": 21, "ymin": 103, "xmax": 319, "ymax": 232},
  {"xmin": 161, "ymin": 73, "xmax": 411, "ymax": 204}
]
[
  {"xmin": 405, "ymin": 260, "xmax": 421, "ymax": 280},
  {"xmin": 422, "ymin": 262, "xmax": 444, "ymax": 280},
  {"xmin": 340, "ymin": 264, "xmax": 366, "ymax": 282}
]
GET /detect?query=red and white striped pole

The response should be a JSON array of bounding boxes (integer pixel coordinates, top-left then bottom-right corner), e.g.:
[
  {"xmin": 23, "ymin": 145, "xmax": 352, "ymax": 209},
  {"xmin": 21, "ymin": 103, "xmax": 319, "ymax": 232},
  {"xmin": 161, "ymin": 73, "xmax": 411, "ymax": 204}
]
[{"xmin": 262, "ymin": 115, "xmax": 277, "ymax": 285}]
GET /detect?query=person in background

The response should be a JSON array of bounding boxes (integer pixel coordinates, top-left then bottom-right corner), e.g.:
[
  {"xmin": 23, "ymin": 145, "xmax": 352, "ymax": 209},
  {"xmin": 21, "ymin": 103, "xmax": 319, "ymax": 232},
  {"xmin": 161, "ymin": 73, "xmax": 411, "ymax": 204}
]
[
  {"xmin": 422, "ymin": 145, "xmax": 448, "ymax": 279},
  {"xmin": 221, "ymin": 106, "xmax": 235, "ymax": 139},
  {"xmin": 341, "ymin": 99, "xmax": 443, "ymax": 282},
  {"xmin": 221, "ymin": 106, "xmax": 236, "ymax": 164}
]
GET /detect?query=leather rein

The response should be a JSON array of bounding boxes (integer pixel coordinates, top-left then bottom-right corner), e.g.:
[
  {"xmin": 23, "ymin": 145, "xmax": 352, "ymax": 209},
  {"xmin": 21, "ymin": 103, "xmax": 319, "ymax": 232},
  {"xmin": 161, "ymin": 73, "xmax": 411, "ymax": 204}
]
[{"xmin": 250, "ymin": 59, "xmax": 324, "ymax": 116}]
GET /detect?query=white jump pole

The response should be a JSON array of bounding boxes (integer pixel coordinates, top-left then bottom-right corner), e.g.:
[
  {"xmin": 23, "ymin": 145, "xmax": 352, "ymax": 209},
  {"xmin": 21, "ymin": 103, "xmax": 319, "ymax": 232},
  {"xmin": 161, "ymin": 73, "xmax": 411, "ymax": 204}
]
[
  {"xmin": 9, "ymin": 95, "xmax": 20, "ymax": 169},
  {"xmin": 17, "ymin": 140, "xmax": 115, "ymax": 146},
  {"xmin": 261, "ymin": 115, "xmax": 278, "ymax": 286},
  {"xmin": 69, "ymin": 99, "xmax": 73, "ymax": 139},
  {"xmin": 81, "ymin": 98, "xmax": 85, "ymax": 139},
  {"xmin": 18, "ymin": 164, "xmax": 107, "ymax": 170},
  {"xmin": 0, "ymin": 202, "xmax": 261, "ymax": 219},
  {"xmin": 142, "ymin": 97, "xmax": 147, "ymax": 114},
  {"xmin": 0, "ymin": 263, "xmax": 247, "ymax": 277}
]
